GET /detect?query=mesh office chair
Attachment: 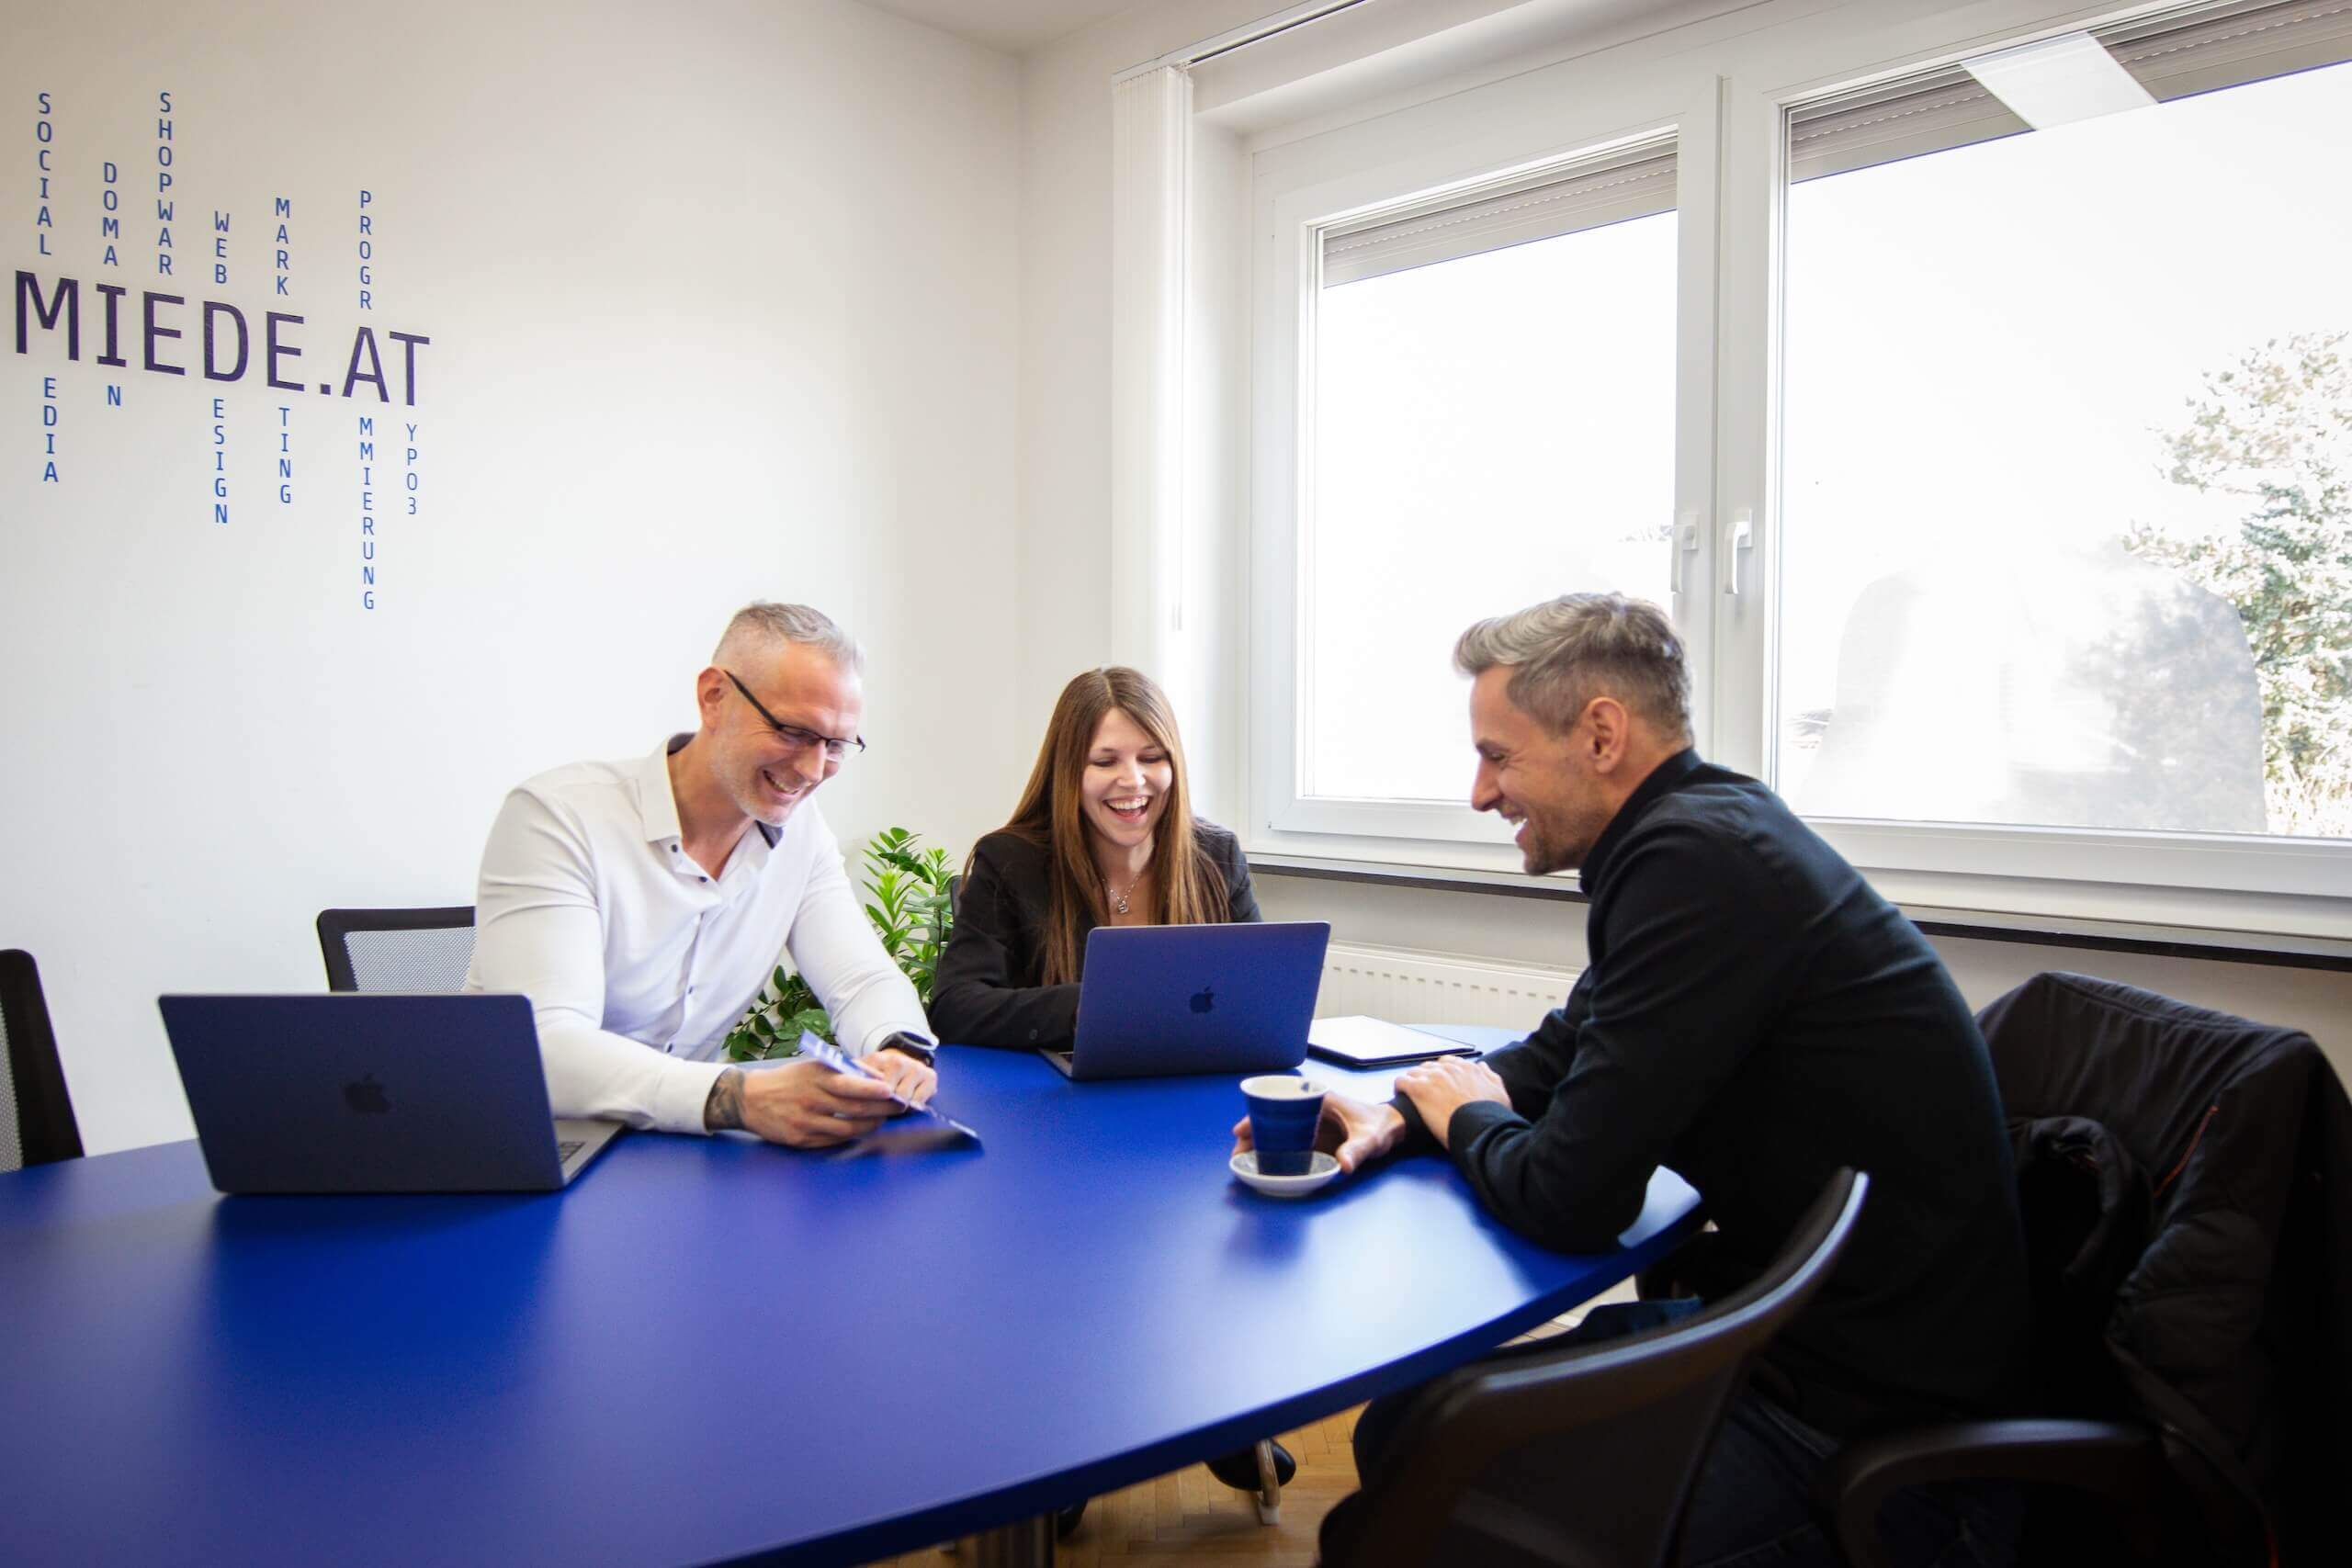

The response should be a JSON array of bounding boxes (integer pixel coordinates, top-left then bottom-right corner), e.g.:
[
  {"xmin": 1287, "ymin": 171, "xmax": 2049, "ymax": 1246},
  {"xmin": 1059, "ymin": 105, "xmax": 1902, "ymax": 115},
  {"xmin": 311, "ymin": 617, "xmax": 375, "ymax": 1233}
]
[
  {"xmin": 316, "ymin": 908, "xmax": 479, "ymax": 994},
  {"xmin": 1, "ymin": 949, "xmax": 85, "ymax": 1170},
  {"xmin": 1328, "ymin": 1168, "xmax": 1869, "ymax": 1568}
]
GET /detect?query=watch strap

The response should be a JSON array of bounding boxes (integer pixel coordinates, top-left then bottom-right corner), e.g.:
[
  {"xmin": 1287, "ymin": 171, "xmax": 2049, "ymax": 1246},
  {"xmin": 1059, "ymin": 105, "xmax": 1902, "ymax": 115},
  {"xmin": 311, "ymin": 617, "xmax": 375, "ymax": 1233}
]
[{"xmin": 880, "ymin": 1032, "xmax": 936, "ymax": 1066}]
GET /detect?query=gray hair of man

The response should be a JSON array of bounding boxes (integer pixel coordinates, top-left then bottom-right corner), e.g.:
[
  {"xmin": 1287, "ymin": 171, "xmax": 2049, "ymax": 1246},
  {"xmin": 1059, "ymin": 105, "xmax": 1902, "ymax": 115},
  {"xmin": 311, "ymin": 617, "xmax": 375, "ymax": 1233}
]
[
  {"xmin": 1453, "ymin": 592, "xmax": 1692, "ymax": 743},
  {"xmin": 711, "ymin": 601, "xmax": 865, "ymax": 675}
]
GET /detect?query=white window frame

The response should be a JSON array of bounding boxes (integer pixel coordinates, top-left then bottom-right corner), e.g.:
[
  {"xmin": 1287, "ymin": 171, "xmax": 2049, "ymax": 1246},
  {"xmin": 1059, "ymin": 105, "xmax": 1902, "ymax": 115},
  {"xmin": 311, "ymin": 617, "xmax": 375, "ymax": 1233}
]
[
  {"xmin": 1238, "ymin": 0, "xmax": 2352, "ymax": 933},
  {"xmin": 1250, "ymin": 65, "xmax": 1724, "ymax": 867}
]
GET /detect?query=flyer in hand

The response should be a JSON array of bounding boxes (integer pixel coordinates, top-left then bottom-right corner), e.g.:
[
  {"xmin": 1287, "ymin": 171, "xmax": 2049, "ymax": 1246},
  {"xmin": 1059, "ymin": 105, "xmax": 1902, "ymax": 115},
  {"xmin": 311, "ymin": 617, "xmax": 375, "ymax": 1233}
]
[{"xmin": 797, "ymin": 1032, "xmax": 982, "ymax": 1154}]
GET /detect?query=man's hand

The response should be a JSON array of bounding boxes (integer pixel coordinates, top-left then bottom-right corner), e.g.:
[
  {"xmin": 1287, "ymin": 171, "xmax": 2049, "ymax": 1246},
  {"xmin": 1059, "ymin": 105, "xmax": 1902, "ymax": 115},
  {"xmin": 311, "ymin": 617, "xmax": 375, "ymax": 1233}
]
[
  {"xmin": 866, "ymin": 1043, "xmax": 938, "ymax": 1110},
  {"xmin": 703, "ymin": 1060, "xmax": 901, "ymax": 1147},
  {"xmin": 1231, "ymin": 1089, "xmax": 1407, "ymax": 1174},
  {"xmin": 1394, "ymin": 1057, "xmax": 1512, "ymax": 1149}
]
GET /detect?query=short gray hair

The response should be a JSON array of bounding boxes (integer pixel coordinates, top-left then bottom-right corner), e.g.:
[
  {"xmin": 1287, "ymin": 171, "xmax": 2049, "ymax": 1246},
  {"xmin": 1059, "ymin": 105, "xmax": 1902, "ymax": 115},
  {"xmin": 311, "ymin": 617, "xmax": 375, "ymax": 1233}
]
[
  {"xmin": 712, "ymin": 602, "xmax": 864, "ymax": 673},
  {"xmin": 1453, "ymin": 592, "xmax": 1690, "ymax": 740}
]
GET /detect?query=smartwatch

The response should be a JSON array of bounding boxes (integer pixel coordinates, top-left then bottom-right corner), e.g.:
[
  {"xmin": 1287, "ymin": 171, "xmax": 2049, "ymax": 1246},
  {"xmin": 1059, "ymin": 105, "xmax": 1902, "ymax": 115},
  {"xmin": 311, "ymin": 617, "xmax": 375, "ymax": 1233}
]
[{"xmin": 880, "ymin": 1032, "xmax": 936, "ymax": 1066}]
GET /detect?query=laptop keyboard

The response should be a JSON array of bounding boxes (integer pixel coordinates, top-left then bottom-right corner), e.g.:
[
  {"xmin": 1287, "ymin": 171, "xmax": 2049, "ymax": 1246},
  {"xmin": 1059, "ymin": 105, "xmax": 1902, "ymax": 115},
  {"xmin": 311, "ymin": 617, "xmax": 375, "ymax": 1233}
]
[{"xmin": 557, "ymin": 1139, "xmax": 585, "ymax": 1161}]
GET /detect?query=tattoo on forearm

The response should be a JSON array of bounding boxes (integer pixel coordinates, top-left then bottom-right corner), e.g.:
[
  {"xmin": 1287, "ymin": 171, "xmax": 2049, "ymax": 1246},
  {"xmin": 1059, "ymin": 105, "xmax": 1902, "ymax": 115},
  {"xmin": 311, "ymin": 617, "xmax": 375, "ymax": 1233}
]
[{"xmin": 705, "ymin": 1068, "xmax": 745, "ymax": 1132}]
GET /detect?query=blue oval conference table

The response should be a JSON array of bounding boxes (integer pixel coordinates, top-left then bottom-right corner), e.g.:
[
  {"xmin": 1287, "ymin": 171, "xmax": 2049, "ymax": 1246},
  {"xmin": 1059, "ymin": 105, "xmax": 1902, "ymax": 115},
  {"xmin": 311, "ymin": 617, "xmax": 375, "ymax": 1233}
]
[{"xmin": 0, "ymin": 1027, "xmax": 1700, "ymax": 1567}]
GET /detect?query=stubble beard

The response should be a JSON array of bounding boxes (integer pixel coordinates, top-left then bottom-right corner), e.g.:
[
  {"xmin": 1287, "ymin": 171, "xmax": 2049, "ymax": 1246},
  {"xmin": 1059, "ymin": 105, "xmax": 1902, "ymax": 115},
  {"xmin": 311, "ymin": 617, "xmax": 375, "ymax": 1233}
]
[
  {"xmin": 735, "ymin": 750, "xmax": 809, "ymax": 831},
  {"xmin": 1516, "ymin": 804, "xmax": 1594, "ymax": 878},
  {"xmin": 1518, "ymin": 818, "xmax": 1566, "ymax": 877}
]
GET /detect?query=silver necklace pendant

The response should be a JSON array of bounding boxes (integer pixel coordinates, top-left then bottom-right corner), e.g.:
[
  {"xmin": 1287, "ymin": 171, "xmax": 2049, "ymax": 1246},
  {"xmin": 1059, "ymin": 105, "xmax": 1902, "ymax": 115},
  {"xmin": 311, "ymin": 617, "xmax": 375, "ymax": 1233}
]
[{"xmin": 1109, "ymin": 860, "xmax": 1145, "ymax": 917}]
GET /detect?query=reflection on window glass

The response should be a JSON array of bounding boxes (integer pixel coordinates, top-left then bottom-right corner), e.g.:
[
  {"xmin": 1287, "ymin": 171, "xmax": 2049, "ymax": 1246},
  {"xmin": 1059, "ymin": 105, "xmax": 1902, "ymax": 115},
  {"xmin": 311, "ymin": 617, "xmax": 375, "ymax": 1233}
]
[
  {"xmin": 1309, "ymin": 214, "xmax": 1677, "ymax": 803},
  {"xmin": 1781, "ymin": 40, "xmax": 2352, "ymax": 840}
]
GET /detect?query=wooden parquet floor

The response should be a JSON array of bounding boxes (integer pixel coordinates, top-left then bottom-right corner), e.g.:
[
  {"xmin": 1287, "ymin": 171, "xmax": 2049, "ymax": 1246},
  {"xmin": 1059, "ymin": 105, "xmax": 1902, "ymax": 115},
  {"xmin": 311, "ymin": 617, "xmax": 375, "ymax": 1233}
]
[{"xmin": 860, "ymin": 1404, "xmax": 1363, "ymax": 1567}]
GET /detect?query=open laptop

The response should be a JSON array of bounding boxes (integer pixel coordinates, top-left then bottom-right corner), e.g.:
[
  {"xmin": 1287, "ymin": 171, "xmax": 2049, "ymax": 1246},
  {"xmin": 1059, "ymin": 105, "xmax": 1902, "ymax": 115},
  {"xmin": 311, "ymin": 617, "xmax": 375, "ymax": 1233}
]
[
  {"xmin": 158, "ymin": 993, "xmax": 623, "ymax": 1194},
  {"xmin": 1043, "ymin": 920, "xmax": 1329, "ymax": 1080}
]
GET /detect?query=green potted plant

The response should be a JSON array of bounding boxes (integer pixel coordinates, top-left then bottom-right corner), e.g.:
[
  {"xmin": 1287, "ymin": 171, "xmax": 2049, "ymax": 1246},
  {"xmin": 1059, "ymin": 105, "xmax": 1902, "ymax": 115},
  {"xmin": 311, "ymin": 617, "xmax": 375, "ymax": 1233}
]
[{"xmin": 724, "ymin": 827, "xmax": 956, "ymax": 1062}]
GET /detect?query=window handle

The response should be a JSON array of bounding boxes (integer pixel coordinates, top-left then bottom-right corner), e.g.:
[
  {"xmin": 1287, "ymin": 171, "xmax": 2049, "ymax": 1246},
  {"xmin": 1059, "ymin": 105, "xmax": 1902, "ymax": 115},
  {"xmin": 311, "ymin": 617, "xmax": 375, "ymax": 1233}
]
[
  {"xmin": 1670, "ymin": 511, "xmax": 1702, "ymax": 595},
  {"xmin": 1724, "ymin": 508, "xmax": 1755, "ymax": 596}
]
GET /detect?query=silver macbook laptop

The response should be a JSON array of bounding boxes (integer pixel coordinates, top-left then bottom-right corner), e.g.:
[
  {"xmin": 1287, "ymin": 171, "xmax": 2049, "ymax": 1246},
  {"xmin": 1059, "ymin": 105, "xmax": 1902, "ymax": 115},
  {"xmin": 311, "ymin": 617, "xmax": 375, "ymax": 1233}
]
[
  {"xmin": 1042, "ymin": 921, "xmax": 1329, "ymax": 1080},
  {"xmin": 158, "ymin": 993, "xmax": 622, "ymax": 1194}
]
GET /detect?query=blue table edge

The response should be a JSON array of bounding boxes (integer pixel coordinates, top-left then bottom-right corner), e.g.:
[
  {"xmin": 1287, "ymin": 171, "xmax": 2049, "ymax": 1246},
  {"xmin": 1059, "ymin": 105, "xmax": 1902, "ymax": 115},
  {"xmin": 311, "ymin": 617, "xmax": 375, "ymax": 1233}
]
[{"xmin": 754, "ymin": 1188, "xmax": 1703, "ymax": 1563}]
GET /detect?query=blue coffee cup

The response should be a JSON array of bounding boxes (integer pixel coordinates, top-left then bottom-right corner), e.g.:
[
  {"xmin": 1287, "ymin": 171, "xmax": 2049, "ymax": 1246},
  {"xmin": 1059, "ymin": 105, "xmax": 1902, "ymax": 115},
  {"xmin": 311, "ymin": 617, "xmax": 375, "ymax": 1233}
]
[{"xmin": 1241, "ymin": 1075, "xmax": 1326, "ymax": 1177}]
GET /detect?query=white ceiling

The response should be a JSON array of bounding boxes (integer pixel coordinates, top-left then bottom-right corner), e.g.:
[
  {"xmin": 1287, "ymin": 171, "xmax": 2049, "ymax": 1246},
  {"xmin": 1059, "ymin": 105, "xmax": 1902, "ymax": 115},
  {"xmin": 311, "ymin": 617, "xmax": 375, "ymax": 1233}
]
[{"xmin": 863, "ymin": 0, "xmax": 1153, "ymax": 55}]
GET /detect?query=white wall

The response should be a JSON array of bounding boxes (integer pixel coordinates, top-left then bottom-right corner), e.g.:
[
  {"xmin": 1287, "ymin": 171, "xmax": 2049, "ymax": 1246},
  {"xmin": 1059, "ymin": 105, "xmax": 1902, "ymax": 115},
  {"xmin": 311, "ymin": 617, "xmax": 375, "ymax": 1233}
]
[
  {"xmin": 2, "ymin": 0, "xmax": 1022, "ymax": 1153},
  {"xmin": 1014, "ymin": 0, "xmax": 1269, "ymax": 739}
]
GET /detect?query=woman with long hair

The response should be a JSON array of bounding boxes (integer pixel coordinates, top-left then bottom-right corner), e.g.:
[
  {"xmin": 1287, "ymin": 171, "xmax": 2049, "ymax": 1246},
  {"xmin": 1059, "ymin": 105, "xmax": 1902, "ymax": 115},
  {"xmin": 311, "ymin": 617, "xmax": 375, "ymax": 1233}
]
[
  {"xmin": 929, "ymin": 668, "xmax": 1287, "ymax": 1519},
  {"xmin": 930, "ymin": 666, "xmax": 1259, "ymax": 1049}
]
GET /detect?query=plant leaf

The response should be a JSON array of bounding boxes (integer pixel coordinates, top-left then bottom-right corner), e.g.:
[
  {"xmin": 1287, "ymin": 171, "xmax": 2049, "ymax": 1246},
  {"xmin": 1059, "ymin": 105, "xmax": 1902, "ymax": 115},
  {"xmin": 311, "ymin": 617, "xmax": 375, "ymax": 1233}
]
[{"xmin": 730, "ymin": 827, "xmax": 956, "ymax": 1055}]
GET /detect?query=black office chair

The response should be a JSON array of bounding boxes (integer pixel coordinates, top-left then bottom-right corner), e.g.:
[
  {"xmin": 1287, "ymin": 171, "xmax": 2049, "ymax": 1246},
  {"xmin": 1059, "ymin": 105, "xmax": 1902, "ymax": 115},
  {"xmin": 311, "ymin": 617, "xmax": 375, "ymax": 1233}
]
[
  {"xmin": 1821, "ymin": 973, "xmax": 2349, "ymax": 1568},
  {"xmin": 1, "ymin": 949, "xmax": 85, "ymax": 1170},
  {"xmin": 316, "ymin": 907, "xmax": 478, "ymax": 994},
  {"xmin": 1327, "ymin": 1168, "xmax": 1868, "ymax": 1568}
]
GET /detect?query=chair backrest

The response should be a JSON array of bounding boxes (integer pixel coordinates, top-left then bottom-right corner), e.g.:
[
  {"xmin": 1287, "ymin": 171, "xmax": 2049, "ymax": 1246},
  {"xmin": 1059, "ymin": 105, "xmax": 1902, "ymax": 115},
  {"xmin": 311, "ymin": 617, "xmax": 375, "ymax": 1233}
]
[
  {"xmin": 1977, "ymin": 969, "xmax": 2323, "ymax": 1190},
  {"xmin": 0, "ymin": 949, "xmax": 85, "ymax": 1170},
  {"xmin": 315, "ymin": 908, "xmax": 478, "ymax": 994},
  {"xmin": 1976, "ymin": 970, "xmax": 2345, "ymax": 1566},
  {"xmin": 1347, "ymin": 1168, "xmax": 1869, "ymax": 1568}
]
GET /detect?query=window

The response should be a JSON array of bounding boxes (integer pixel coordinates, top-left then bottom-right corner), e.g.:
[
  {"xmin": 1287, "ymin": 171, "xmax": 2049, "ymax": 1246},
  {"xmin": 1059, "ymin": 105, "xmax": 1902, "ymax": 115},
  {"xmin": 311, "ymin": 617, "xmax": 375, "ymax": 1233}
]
[
  {"xmin": 1780, "ymin": 3, "xmax": 2352, "ymax": 849},
  {"xmin": 1252, "ymin": 110, "xmax": 1707, "ymax": 854},
  {"xmin": 1239, "ymin": 0, "xmax": 2352, "ymax": 922},
  {"xmin": 1306, "ymin": 142, "xmax": 1679, "ymax": 806}
]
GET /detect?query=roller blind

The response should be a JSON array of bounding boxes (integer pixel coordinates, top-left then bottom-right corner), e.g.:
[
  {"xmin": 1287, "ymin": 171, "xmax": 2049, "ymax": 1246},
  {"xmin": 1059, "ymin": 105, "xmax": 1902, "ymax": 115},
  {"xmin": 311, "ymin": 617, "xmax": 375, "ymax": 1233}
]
[
  {"xmin": 1320, "ymin": 139, "xmax": 1676, "ymax": 288},
  {"xmin": 1790, "ymin": 0, "xmax": 2352, "ymax": 183}
]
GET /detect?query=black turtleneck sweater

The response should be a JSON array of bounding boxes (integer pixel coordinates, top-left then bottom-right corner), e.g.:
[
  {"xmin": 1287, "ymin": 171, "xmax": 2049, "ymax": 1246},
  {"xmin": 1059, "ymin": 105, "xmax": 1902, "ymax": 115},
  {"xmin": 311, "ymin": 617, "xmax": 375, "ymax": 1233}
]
[{"xmin": 1393, "ymin": 750, "xmax": 2031, "ymax": 1438}]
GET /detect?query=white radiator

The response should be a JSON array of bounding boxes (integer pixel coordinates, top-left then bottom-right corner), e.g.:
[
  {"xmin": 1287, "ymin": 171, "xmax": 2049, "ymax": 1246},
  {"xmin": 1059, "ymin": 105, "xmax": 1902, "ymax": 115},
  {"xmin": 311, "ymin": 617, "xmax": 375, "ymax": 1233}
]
[{"xmin": 1317, "ymin": 942, "xmax": 1577, "ymax": 1031}]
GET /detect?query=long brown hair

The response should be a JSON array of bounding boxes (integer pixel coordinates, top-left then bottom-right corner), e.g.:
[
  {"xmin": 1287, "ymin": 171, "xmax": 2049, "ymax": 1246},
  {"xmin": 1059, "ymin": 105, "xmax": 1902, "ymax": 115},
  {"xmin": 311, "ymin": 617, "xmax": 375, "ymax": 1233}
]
[{"xmin": 995, "ymin": 668, "xmax": 1227, "ymax": 985}]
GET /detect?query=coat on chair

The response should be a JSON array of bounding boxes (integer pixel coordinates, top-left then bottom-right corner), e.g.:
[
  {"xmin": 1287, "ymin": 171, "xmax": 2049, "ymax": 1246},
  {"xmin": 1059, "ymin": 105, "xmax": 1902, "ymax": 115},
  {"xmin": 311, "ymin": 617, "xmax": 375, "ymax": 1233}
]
[{"xmin": 1981, "ymin": 971, "xmax": 2352, "ymax": 1568}]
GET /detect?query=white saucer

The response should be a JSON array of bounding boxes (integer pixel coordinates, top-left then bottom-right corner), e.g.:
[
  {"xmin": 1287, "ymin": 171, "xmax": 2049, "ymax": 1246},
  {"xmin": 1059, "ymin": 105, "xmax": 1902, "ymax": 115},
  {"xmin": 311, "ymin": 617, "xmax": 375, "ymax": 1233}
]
[{"xmin": 1230, "ymin": 1150, "xmax": 1340, "ymax": 1197}]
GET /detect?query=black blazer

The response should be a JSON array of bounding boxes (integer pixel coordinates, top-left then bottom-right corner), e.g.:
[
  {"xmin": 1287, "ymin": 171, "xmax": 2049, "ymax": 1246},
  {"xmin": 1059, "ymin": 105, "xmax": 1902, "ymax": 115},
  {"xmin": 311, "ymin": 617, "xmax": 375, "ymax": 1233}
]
[{"xmin": 928, "ymin": 821, "xmax": 1261, "ymax": 1049}]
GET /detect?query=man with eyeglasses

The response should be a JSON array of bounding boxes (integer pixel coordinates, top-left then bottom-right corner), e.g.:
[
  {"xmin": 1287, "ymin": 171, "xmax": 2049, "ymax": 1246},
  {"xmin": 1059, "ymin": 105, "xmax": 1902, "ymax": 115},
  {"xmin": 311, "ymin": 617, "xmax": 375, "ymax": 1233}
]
[{"xmin": 465, "ymin": 602, "xmax": 939, "ymax": 1146}]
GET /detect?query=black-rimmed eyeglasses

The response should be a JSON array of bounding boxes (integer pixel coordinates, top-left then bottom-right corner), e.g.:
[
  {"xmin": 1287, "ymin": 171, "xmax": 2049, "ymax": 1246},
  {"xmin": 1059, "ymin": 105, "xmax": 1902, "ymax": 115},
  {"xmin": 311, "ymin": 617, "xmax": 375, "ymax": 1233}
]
[{"xmin": 723, "ymin": 670, "xmax": 867, "ymax": 762}]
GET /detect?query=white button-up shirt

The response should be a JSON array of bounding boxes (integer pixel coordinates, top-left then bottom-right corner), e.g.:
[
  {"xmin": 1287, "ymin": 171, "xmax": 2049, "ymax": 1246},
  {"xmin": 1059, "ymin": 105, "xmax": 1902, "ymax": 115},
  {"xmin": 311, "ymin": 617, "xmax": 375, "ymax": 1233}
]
[{"xmin": 464, "ymin": 735, "xmax": 933, "ymax": 1134}]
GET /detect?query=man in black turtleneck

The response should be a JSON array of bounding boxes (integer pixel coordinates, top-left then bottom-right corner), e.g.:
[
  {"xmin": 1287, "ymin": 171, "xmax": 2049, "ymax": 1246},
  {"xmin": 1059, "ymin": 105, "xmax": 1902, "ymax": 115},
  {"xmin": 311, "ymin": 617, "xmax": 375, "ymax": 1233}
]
[{"xmin": 1291, "ymin": 593, "xmax": 2030, "ymax": 1568}]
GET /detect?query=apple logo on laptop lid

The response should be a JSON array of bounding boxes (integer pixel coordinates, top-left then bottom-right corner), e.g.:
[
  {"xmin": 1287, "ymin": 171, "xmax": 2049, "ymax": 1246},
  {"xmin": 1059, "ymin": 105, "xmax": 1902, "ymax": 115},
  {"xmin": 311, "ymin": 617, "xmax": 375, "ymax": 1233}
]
[
  {"xmin": 344, "ymin": 1074, "xmax": 391, "ymax": 1114},
  {"xmin": 1190, "ymin": 987, "xmax": 1215, "ymax": 1015}
]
